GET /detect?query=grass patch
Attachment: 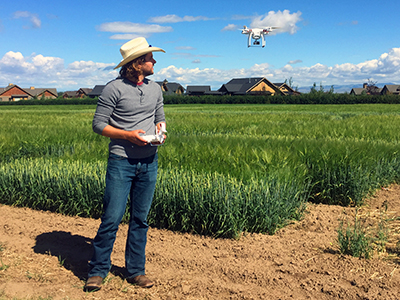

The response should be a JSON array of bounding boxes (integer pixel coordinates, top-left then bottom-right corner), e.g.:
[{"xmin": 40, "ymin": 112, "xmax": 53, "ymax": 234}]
[{"xmin": 337, "ymin": 205, "xmax": 390, "ymax": 259}]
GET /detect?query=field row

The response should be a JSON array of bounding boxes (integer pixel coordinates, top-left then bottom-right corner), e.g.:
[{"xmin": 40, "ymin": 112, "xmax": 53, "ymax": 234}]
[{"xmin": 0, "ymin": 104, "xmax": 399, "ymax": 238}]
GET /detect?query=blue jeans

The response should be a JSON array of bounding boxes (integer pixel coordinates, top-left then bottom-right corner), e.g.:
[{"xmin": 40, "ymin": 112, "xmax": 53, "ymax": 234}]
[{"xmin": 88, "ymin": 153, "xmax": 158, "ymax": 279}]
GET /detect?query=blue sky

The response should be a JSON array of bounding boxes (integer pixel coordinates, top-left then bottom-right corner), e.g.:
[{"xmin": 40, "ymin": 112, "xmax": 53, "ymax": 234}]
[{"xmin": 1, "ymin": 0, "xmax": 399, "ymax": 92}]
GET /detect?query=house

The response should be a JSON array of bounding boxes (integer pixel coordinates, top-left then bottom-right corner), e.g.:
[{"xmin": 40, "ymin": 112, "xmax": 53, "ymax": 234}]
[
  {"xmin": 24, "ymin": 86, "xmax": 57, "ymax": 99},
  {"xmin": 62, "ymin": 91, "xmax": 77, "ymax": 98},
  {"xmin": 62, "ymin": 88, "xmax": 92, "ymax": 99},
  {"xmin": 156, "ymin": 80, "xmax": 185, "ymax": 95},
  {"xmin": 186, "ymin": 85, "xmax": 212, "ymax": 96},
  {"xmin": 0, "ymin": 84, "xmax": 57, "ymax": 101},
  {"xmin": 273, "ymin": 82, "xmax": 300, "ymax": 95},
  {"xmin": 381, "ymin": 85, "xmax": 400, "ymax": 95},
  {"xmin": 0, "ymin": 84, "xmax": 30, "ymax": 101},
  {"xmin": 350, "ymin": 83, "xmax": 367, "ymax": 95},
  {"xmin": 350, "ymin": 87, "xmax": 367, "ymax": 95},
  {"xmin": 76, "ymin": 88, "xmax": 93, "ymax": 98},
  {"xmin": 88, "ymin": 85, "xmax": 106, "ymax": 98},
  {"xmin": 218, "ymin": 77, "xmax": 283, "ymax": 96},
  {"xmin": 350, "ymin": 82, "xmax": 384, "ymax": 95}
]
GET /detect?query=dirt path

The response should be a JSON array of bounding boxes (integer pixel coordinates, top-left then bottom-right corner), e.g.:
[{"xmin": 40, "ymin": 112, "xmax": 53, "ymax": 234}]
[{"xmin": 1, "ymin": 186, "xmax": 400, "ymax": 299}]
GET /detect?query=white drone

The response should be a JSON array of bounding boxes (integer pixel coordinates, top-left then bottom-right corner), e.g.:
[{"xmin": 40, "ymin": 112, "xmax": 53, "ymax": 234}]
[
  {"xmin": 241, "ymin": 25, "xmax": 279, "ymax": 47},
  {"xmin": 141, "ymin": 123, "xmax": 167, "ymax": 146}
]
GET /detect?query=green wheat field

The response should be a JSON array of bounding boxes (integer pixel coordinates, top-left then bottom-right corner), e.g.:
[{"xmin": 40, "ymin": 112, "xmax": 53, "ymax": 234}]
[{"xmin": 1, "ymin": 104, "xmax": 399, "ymax": 238}]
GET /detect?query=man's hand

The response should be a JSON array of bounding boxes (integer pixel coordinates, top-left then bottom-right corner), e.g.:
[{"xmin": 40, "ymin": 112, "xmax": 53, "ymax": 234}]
[
  {"xmin": 101, "ymin": 125, "xmax": 149, "ymax": 146},
  {"xmin": 124, "ymin": 129, "xmax": 149, "ymax": 146}
]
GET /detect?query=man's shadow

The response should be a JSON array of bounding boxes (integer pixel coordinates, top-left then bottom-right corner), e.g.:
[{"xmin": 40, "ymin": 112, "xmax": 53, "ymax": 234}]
[{"xmin": 33, "ymin": 231, "xmax": 125, "ymax": 280}]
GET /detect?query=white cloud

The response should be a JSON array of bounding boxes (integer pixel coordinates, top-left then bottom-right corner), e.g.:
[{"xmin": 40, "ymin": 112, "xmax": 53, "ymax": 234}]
[
  {"xmin": 2, "ymin": 48, "xmax": 400, "ymax": 91},
  {"xmin": 1, "ymin": 51, "xmax": 29, "ymax": 68},
  {"xmin": 0, "ymin": 51, "xmax": 116, "ymax": 90},
  {"xmin": 148, "ymin": 15, "xmax": 211, "ymax": 23},
  {"xmin": 98, "ymin": 22, "xmax": 171, "ymax": 33},
  {"xmin": 250, "ymin": 10, "xmax": 302, "ymax": 35},
  {"xmin": 176, "ymin": 46, "xmax": 196, "ymax": 50},
  {"xmin": 98, "ymin": 22, "xmax": 172, "ymax": 39},
  {"xmin": 155, "ymin": 47, "xmax": 400, "ymax": 88},
  {"xmin": 13, "ymin": 11, "xmax": 41, "ymax": 28},
  {"xmin": 154, "ymin": 64, "xmax": 274, "ymax": 88},
  {"xmin": 288, "ymin": 60, "xmax": 302, "ymax": 65},
  {"xmin": 67, "ymin": 60, "xmax": 114, "ymax": 73},
  {"xmin": 326, "ymin": 48, "xmax": 400, "ymax": 83},
  {"xmin": 0, "ymin": 51, "xmax": 62, "ymax": 75},
  {"xmin": 221, "ymin": 24, "xmax": 238, "ymax": 31},
  {"xmin": 376, "ymin": 48, "xmax": 400, "ymax": 73},
  {"xmin": 109, "ymin": 34, "xmax": 143, "ymax": 40}
]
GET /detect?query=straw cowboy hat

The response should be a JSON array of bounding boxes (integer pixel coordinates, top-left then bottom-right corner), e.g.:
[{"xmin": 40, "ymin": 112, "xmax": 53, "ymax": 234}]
[{"xmin": 114, "ymin": 37, "xmax": 165, "ymax": 69}]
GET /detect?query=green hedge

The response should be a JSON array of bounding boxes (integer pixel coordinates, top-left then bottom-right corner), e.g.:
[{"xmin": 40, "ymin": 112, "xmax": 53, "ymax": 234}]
[
  {"xmin": 1, "ymin": 93, "xmax": 400, "ymax": 106},
  {"xmin": 163, "ymin": 94, "xmax": 400, "ymax": 105},
  {"xmin": 0, "ymin": 97, "xmax": 98, "ymax": 106}
]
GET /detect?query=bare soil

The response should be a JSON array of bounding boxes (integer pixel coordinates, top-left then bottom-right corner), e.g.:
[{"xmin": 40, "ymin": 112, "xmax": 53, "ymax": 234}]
[{"xmin": 1, "ymin": 185, "xmax": 400, "ymax": 300}]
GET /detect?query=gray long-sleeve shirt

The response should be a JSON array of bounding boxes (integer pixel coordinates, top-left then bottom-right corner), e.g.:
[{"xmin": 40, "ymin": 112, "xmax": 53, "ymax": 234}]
[{"xmin": 92, "ymin": 77, "xmax": 166, "ymax": 159}]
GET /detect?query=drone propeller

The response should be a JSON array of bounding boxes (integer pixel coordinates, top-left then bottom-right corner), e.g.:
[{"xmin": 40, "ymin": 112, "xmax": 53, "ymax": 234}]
[
  {"xmin": 240, "ymin": 26, "xmax": 281, "ymax": 33},
  {"xmin": 261, "ymin": 26, "xmax": 281, "ymax": 33}
]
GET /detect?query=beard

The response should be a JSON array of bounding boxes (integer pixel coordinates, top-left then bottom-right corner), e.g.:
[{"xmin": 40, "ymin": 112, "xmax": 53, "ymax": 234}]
[{"xmin": 142, "ymin": 68, "xmax": 154, "ymax": 78}]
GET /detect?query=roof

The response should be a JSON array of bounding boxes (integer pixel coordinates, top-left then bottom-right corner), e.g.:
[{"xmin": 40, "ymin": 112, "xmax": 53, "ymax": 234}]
[
  {"xmin": 273, "ymin": 82, "xmax": 297, "ymax": 95},
  {"xmin": 186, "ymin": 86, "xmax": 211, "ymax": 92},
  {"xmin": 219, "ymin": 84, "xmax": 246, "ymax": 94},
  {"xmin": 350, "ymin": 86, "xmax": 385, "ymax": 95},
  {"xmin": 0, "ymin": 84, "xmax": 33, "ymax": 96},
  {"xmin": 63, "ymin": 91, "xmax": 77, "ymax": 97},
  {"xmin": 167, "ymin": 82, "xmax": 185, "ymax": 91},
  {"xmin": 220, "ymin": 77, "xmax": 265, "ymax": 94},
  {"xmin": 25, "ymin": 88, "xmax": 58, "ymax": 97},
  {"xmin": 78, "ymin": 88, "xmax": 93, "ymax": 94},
  {"xmin": 88, "ymin": 85, "xmax": 106, "ymax": 97},
  {"xmin": 156, "ymin": 81, "xmax": 185, "ymax": 95},
  {"xmin": 0, "ymin": 85, "xmax": 57, "ymax": 97},
  {"xmin": 219, "ymin": 77, "xmax": 282, "ymax": 95},
  {"xmin": 382, "ymin": 85, "xmax": 400, "ymax": 94},
  {"xmin": 350, "ymin": 88, "xmax": 367, "ymax": 95}
]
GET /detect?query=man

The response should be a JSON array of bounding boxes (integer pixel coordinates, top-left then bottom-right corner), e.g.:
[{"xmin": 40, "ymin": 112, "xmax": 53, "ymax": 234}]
[{"xmin": 84, "ymin": 37, "xmax": 166, "ymax": 292}]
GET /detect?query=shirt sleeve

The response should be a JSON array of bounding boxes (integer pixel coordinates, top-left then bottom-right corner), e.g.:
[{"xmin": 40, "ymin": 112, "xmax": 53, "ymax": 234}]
[
  {"xmin": 154, "ymin": 84, "xmax": 166, "ymax": 125},
  {"xmin": 92, "ymin": 82, "xmax": 119, "ymax": 135}
]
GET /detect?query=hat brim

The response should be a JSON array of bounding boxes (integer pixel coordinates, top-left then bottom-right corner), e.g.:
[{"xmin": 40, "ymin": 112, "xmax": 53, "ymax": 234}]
[{"xmin": 114, "ymin": 47, "xmax": 165, "ymax": 69}]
